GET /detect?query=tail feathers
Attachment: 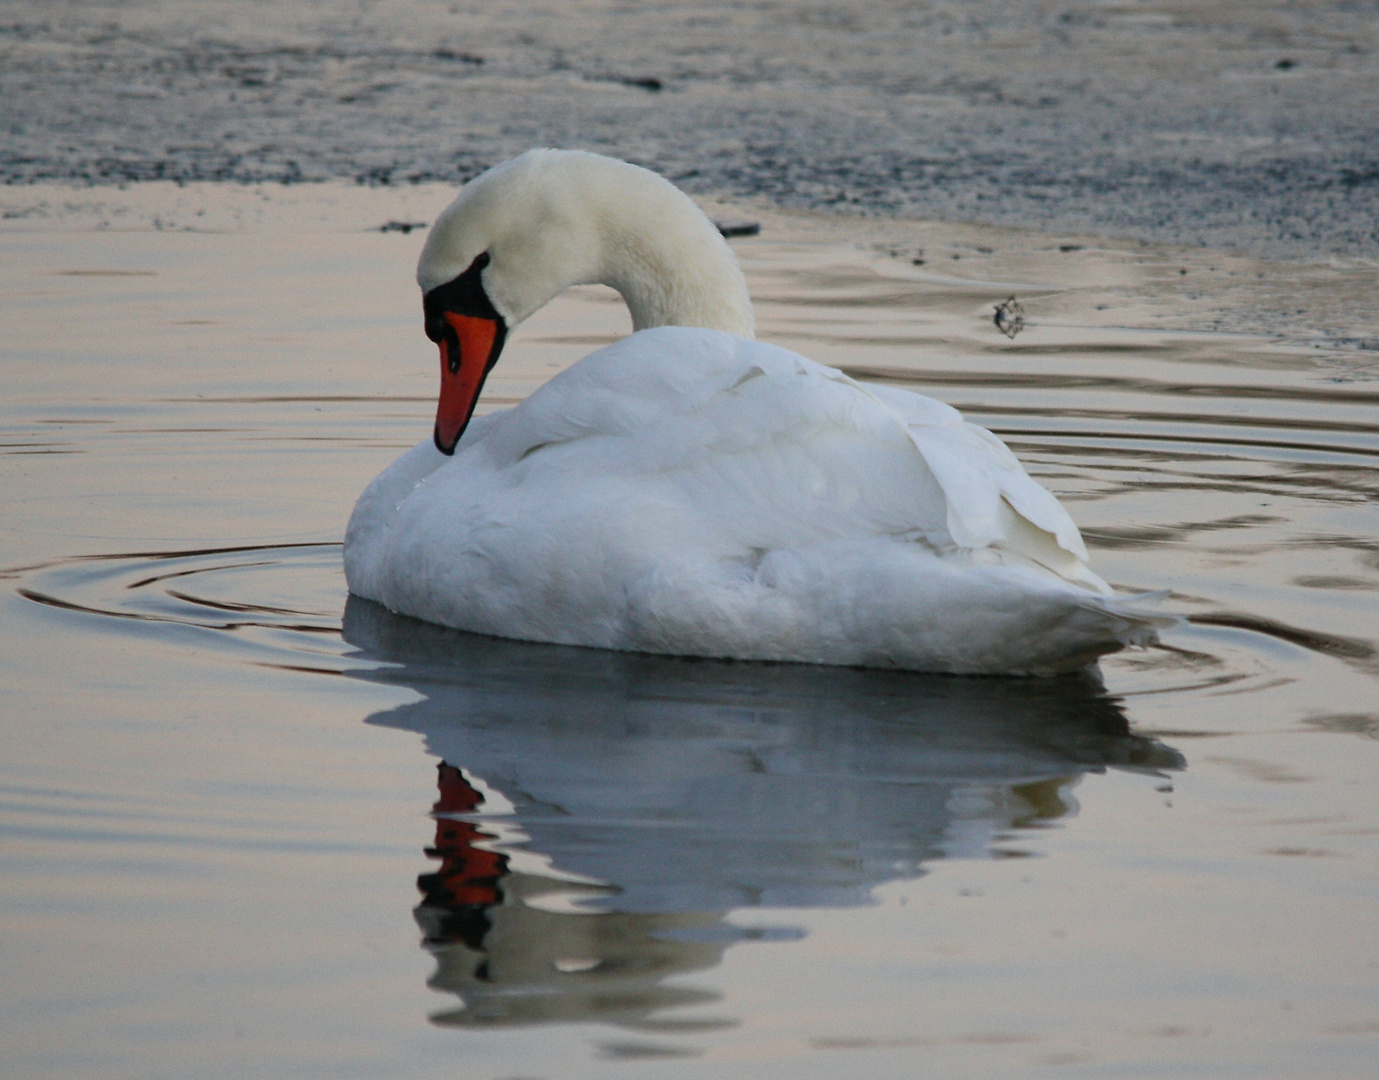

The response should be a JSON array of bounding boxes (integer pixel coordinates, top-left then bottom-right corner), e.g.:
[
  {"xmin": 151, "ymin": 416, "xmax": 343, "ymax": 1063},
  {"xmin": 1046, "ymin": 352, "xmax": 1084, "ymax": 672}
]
[{"xmin": 1087, "ymin": 589, "xmax": 1181, "ymax": 648}]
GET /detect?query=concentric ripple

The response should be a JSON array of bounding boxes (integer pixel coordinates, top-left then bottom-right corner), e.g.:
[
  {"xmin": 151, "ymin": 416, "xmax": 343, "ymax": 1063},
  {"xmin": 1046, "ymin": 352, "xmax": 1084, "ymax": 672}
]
[
  {"xmin": 7, "ymin": 533, "xmax": 1370, "ymax": 713},
  {"xmin": 15, "ymin": 542, "xmax": 353, "ymax": 669}
]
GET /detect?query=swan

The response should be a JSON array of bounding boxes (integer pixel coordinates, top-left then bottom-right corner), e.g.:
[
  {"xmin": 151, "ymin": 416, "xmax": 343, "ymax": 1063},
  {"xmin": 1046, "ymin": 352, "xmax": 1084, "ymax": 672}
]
[{"xmin": 344, "ymin": 148, "xmax": 1171, "ymax": 675}]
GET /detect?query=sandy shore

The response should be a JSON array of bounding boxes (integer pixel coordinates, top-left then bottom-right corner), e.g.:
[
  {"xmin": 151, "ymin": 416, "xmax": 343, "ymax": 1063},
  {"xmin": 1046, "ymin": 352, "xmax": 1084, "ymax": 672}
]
[{"xmin": 3, "ymin": 0, "xmax": 1377, "ymax": 263}]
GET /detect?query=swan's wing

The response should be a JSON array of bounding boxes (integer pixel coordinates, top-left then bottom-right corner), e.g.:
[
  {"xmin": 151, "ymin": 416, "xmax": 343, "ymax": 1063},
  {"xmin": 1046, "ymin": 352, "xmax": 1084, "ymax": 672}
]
[
  {"xmin": 850, "ymin": 378, "xmax": 1104, "ymax": 591},
  {"xmin": 474, "ymin": 329, "xmax": 955, "ymax": 549},
  {"xmin": 414, "ymin": 327, "xmax": 1102, "ymax": 592},
  {"xmin": 707, "ymin": 342, "xmax": 1107, "ymax": 592}
]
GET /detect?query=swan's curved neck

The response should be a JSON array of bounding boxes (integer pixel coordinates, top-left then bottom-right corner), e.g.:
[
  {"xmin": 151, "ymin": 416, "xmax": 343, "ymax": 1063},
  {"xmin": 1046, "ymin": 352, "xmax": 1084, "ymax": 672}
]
[
  {"xmin": 593, "ymin": 195, "xmax": 756, "ymax": 339},
  {"xmin": 420, "ymin": 150, "xmax": 756, "ymax": 339}
]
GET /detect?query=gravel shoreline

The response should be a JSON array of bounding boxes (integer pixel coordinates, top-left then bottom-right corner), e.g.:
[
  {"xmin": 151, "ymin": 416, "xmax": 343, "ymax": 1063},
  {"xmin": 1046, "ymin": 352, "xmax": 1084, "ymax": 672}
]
[{"xmin": 4, "ymin": 1, "xmax": 1377, "ymax": 262}]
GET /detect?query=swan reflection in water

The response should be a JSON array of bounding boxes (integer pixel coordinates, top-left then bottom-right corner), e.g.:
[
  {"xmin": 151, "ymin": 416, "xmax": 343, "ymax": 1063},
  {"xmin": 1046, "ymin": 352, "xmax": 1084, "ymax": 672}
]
[{"xmin": 342, "ymin": 597, "xmax": 1182, "ymax": 1031}]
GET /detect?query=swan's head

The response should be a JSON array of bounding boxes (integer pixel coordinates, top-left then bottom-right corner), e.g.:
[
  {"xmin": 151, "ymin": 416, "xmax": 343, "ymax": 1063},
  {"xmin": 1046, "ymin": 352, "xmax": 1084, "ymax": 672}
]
[{"xmin": 417, "ymin": 149, "xmax": 754, "ymax": 453}]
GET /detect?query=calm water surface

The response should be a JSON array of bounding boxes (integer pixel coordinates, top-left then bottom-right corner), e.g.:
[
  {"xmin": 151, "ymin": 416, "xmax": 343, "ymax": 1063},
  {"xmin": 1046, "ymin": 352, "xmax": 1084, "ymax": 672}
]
[{"xmin": 2, "ymin": 190, "xmax": 1377, "ymax": 1078}]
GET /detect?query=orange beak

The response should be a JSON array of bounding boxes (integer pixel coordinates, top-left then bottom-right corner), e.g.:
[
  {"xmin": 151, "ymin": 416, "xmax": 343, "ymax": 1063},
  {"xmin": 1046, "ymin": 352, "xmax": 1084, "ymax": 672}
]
[{"xmin": 434, "ymin": 311, "xmax": 504, "ymax": 454}]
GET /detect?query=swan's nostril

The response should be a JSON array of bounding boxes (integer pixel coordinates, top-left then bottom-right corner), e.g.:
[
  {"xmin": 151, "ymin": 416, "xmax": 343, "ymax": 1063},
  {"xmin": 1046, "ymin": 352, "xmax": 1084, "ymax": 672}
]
[{"xmin": 443, "ymin": 326, "xmax": 461, "ymax": 374}]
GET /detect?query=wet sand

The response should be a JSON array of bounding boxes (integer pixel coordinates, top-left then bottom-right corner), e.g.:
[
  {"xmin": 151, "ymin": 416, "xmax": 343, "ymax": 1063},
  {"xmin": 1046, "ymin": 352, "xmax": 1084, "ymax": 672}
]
[{"xmin": 3, "ymin": 0, "xmax": 1377, "ymax": 263}]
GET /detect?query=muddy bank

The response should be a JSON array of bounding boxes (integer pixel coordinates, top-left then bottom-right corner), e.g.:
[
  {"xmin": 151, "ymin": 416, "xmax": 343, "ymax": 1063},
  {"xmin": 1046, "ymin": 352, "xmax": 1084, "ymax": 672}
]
[{"xmin": 3, "ymin": 0, "xmax": 1377, "ymax": 263}]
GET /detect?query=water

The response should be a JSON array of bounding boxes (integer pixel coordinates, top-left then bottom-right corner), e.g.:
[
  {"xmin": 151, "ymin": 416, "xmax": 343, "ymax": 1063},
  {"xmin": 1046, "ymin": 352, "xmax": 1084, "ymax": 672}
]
[{"xmin": 2, "ymin": 188, "xmax": 1378, "ymax": 1078}]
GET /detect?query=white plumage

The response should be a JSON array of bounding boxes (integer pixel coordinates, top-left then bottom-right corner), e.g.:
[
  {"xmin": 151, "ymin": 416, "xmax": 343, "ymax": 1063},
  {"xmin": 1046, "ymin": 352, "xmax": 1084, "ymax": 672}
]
[{"xmin": 345, "ymin": 150, "xmax": 1170, "ymax": 674}]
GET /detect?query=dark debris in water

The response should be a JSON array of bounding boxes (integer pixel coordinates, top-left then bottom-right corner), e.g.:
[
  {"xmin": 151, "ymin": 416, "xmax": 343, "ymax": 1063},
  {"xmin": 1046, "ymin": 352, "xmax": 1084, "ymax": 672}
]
[
  {"xmin": 431, "ymin": 48, "xmax": 483, "ymax": 65},
  {"xmin": 993, "ymin": 297, "xmax": 1026, "ymax": 339},
  {"xmin": 714, "ymin": 220, "xmax": 760, "ymax": 239},
  {"xmin": 379, "ymin": 220, "xmax": 428, "ymax": 234}
]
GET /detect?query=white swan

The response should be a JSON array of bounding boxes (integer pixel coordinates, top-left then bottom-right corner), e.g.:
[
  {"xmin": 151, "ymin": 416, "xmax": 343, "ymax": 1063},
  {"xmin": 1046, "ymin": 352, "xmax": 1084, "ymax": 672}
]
[{"xmin": 345, "ymin": 149, "xmax": 1170, "ymax": 675}]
